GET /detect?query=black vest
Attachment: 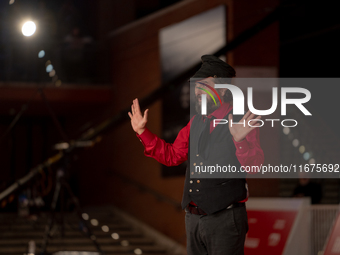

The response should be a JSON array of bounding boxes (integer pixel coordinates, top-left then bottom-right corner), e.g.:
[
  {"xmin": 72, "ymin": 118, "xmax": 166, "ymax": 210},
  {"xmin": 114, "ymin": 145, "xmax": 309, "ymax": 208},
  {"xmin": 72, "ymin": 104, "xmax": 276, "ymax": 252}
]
[{"xmin": 181, "ymin": 113, "xmax": 247, "ymax": 215}]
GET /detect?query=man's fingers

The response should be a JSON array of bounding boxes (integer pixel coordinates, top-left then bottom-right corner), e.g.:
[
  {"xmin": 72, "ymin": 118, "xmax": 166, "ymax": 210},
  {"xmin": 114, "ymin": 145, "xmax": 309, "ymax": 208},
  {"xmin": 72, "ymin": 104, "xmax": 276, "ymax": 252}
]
[
  {"xmin": 242, "ymin": 110, "xmax": 251, "ymax": 121},
  {"xmin": 128, "ymin": 112, "xmax": 133, "ymax": 119},
  {"xmin": 247, "ymin": 113, "xmax": 256, "ymax": 121},
  {"xmin": 244, "ymin": 111, "xmax": 262, "ymax": 124},
  {"xmin": 132, "ymin": 100, "xmax": 137, "ymax": 113},
  {"xmin": 248, "ymin": 115, "xmax": 262, "ymax": 125},
  {"xmin": 248, "ymin": 115, "xmax": 262, "ymax": 130},
  {"xmin": 244, "ymin": 110, "xmax": 256, "ymax": 121},
  {"xmin": 143, "ymin": 109, "xmax": 149, "ymax": 121},
  {"xmin": 134, "ymin": 98, "xmax": 142, "ymax": 114}
]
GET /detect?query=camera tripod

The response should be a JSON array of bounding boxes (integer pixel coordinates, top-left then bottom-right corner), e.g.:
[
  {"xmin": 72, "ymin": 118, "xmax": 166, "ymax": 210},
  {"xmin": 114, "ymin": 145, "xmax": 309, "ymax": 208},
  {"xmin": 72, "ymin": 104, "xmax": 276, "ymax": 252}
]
[{"xmin": 41, "ymin": 152, "xmax": 103, "ymax": 255}]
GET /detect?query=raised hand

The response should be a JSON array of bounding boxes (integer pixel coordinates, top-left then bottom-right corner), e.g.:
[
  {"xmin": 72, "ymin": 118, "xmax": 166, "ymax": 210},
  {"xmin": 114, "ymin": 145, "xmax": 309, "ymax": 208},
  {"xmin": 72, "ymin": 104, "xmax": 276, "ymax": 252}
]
[
  {"xmin": 128, "ymin": 98, "xmax": 149, "ymax": 135},
  {"xmin": 228, "ymin": 110, "xmax": 261, "ymax": 142}
]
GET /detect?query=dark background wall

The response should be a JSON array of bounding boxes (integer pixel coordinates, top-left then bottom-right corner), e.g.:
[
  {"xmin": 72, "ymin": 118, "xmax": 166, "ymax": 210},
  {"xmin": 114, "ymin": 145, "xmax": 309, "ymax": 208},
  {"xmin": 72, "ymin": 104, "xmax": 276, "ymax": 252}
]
[{"xmin": 2, "ymin": 0, "xmax": 339, "ymax": 245}]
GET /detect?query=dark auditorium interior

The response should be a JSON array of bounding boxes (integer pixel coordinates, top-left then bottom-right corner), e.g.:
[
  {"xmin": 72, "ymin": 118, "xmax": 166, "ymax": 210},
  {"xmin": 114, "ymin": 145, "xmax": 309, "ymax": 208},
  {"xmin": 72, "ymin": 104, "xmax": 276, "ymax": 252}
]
[{"xmin": 0, "ymin": 0, "xmax": 339, "ymax": 254}]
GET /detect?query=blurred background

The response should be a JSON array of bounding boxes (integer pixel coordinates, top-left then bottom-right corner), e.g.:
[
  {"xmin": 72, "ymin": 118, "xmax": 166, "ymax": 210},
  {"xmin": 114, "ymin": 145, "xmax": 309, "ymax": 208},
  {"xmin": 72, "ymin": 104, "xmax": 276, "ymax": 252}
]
[{"xmin": 0, "ymin": 0, "xmax": 339, "ymax": 254}]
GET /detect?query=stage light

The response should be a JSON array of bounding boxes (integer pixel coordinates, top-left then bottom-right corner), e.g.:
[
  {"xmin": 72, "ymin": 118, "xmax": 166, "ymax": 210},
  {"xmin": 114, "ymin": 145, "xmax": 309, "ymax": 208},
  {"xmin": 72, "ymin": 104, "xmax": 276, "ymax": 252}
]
[
  {"xmin": 121, "ymin": 240, "xmax": 129, "ymax": 246},
  {"xmin": 49, "ymin": 70, "xmax": 56, "ymax": 77},
  {"xmin": 22, "ymin": 21, "xmax": 36, "ymax": 37},
  {"xmin": 303, "ymin": 152, "xmax": 310, "ymax": 160},
  {"xmin": 90, "ymin": 219, "xmax": 98, "ymax": 226},
  {"xmin": 134, "ymin": 248, "xmax": 143, "ymax": 255},
  {"xmin": 38, "ymin": 50, "xmax": 45, "ymax": 58},
  {"xmin": 309, "ymin": 158, "xmax": 315, "ymax": 164},
  {"xmin": 299, "ymin": 145, "xmax": 305, "ymax": 154},
  {"xmin": 102, "ymin": 225, "xmax": 109, "ymax": 232},
  {"xmin": 283, "ymin": 127, "xmax": 290, "ymax": 135},
  {"xmin": 9, "ymin": 0, "xmax": 15, "ymax": 5},
  {"xmin": 46, "ymin": 64, "xmax": 53, "ymax": 72},
  {"xmin": 111, "ymin": 233, "xmax": 119, "ymax": 240},
  {"xmin": 82, "ymin": 213, "xmax": 89, "ymax": 220},
  {"xmin": 292, "ymin": 139, "xmax": 299, "ymax": 147}
]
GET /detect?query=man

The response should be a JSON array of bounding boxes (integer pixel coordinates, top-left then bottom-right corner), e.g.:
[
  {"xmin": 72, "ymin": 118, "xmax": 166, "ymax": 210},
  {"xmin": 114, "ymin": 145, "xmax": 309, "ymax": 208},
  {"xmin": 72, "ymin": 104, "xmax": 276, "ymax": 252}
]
[
  {"xmin": 293, "ymin": 172, "xmax": 322, "ymax": 204},
  {"xmin": 128, "ymin": 55, "xmax": 264, "ymax": 255}
]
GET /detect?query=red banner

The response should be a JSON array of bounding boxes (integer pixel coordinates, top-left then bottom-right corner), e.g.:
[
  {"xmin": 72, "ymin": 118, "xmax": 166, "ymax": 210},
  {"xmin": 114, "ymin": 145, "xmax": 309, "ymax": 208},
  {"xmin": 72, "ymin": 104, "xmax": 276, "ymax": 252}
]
[
  {"xmin": 323, "ymin": 213, "xmax": 340, "ymax": 255},
  {"xmin": 245, "ymin": 210, "xmax": 297, "ymax": 255}
]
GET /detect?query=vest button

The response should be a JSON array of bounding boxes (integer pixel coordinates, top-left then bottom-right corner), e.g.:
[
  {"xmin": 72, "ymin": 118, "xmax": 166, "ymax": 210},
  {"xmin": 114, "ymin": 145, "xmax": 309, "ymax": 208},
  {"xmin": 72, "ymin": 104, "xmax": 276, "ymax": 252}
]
[
  {"xmin": 196, "ymin": 189, "xmax": 199, "ymax": 192},
  {"xmin": 196, "ymin": 154, "xmax": 199, "ymax": 157},
  {"xmin": 189, "ymin": 189, "xmax": 192, "ymax": 192},
  {"xmin": 197, "ymin": 180, "xmax": 200, "ymax": 183},
  {"xmin": 191, "ymin": 172, "xmax": 194, "ymax": 175},
  {"xmin": 200, "ymin": 162, "xmax": 203, "ymax": 165},
  {"xmin": 193, "ymin": 163, "xmax": 196, "ymax": 166},
  {"xmin": 190, "ymin": 180, "xmax": 193, "ymax": 184}
]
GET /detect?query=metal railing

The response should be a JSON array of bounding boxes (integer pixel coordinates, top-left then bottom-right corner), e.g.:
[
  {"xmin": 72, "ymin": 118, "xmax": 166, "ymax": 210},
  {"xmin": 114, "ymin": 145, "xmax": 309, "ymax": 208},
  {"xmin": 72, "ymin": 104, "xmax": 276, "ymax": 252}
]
[{"xmin": 310, "ymin": 204, "xmax": 340, "ymax": 255}]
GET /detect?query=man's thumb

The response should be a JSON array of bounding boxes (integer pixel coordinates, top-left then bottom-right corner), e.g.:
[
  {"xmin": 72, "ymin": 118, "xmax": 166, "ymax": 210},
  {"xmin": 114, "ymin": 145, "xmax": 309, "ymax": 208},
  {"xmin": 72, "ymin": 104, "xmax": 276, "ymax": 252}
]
[
  {"xmin": 228, "ymin": 114, "xmax": 233, "ymax": 127},
  {"xmin": 144, "ymin": 109, "xmax": 149, "ymax": 121}
]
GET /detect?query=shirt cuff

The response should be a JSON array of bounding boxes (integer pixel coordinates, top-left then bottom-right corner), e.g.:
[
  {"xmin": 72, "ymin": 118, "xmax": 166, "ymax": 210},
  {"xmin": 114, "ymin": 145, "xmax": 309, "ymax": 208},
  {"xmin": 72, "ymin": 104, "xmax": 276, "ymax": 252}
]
[
  {"xmin": 233, "ymin": 137, "xmax": 249, "ymax": 154},
  {"xmin": 136, "ymin": 128, "xmax": 155, "ymax": 145}
]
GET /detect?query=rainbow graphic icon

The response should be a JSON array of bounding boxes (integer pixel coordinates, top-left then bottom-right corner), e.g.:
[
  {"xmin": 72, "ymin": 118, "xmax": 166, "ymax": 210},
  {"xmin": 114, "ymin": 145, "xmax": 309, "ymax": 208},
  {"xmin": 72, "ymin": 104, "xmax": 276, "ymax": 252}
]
[{"xmin": 197, "ymin": 82, "xmax": 223, "ymax": 106}]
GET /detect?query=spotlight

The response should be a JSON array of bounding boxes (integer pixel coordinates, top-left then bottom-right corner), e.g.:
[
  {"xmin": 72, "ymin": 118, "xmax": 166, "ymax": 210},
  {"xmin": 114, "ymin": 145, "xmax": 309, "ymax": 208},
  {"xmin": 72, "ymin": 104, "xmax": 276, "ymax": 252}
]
[
  {"xmin": 309, "ymin": 158, "xmax": 315, "ymax": 164},
  {"xmin": 101, "ymin": 225, "xmax": 109, "ymax": 232},
  {"xmin": 90, "ymin": 219, "xmax": 98, "ymax": 226},
  {"xmin": 299, "ymin": 145, "xmax": 305, "ymax": 154},
  {"xmin": 121, "ymin": 240, "xmax": 129, "ymax": 246},
  {"xmin": 134, "ymin": 248, "xmax": 143, "ymax": 255},
  {"xmin": 292, "ymin": 139, "xmax": 299, "ymax": 147},
  {"xmin": 82, "ymin": 213, "xmax": 89, "ymax": 220},
  {"xmin": 283, "ymin": 127, "xmax": 290, "ymax": 135},
  {"xmin": 38, "ymin": 50, "xmax": 45, "ymax": 58},
  {"xmin": 46, "ymin": 64, "xmax": 53, "ymax": 73},
  {"xmin": 49, "ymin": 70, "xmax": 56, "ymax": 77},
  {"xmin": 111, "ymin": 233, "xmax": 119, "ymax": 240},
  {"xmin": 22, "ymin": 21, "xmax": 36, "ymax": 37},
  {"xmin": 303, "ymin": 152, "xmax": 310, "ymax": 160}
]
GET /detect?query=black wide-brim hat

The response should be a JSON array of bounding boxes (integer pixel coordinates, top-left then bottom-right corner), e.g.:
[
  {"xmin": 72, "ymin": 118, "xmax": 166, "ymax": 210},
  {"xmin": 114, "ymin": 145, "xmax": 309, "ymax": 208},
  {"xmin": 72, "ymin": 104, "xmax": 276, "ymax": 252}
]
[{"xmin": 192, "ymin": 55, "xmax": 236, "ymax": 79}]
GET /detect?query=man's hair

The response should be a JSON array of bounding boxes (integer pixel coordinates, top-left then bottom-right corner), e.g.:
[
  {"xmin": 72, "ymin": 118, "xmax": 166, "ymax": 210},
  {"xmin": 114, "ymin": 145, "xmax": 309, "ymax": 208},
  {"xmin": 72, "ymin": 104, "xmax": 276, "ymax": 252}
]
[
  {"xmin": 193, "ymin": 55, "xmax": 236, "ymax": 104},
  {"xmin": 193, "ymin": 55, "xmax": 236, "ymax": 79}
]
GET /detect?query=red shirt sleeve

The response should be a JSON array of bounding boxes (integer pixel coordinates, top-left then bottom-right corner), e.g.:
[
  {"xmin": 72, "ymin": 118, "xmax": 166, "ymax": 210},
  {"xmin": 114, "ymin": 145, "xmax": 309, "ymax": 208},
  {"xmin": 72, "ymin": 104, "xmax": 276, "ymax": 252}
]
[
  {"xmin": 136, "ymin": 121, "xmax": 190, "ymax": 166},
  {"xmin": 232, "ymin": 127, "xmax": 264, "ymax": 174},
  {"xmin": 136, "ymin": 113, "xmax": 264, "ymax": 173}
]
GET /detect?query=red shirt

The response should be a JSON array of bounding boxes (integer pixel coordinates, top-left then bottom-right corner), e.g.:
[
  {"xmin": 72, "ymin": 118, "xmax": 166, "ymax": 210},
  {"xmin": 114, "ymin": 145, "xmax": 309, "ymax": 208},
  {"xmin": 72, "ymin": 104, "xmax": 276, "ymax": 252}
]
[{"xmin": 136, "ymin": 102, "xmax": 264, "ymax": 205}]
